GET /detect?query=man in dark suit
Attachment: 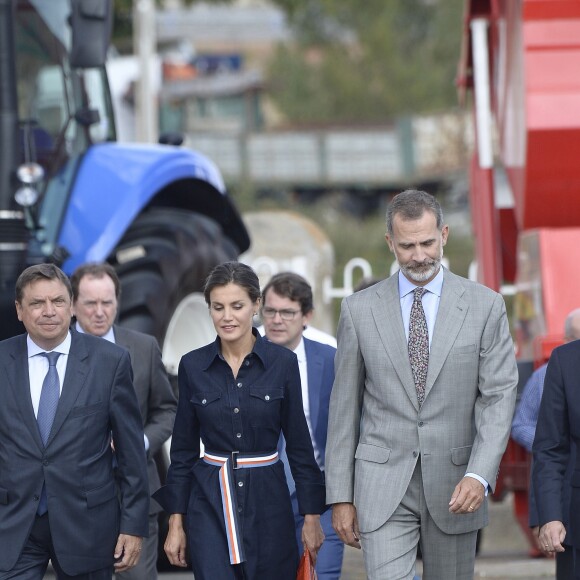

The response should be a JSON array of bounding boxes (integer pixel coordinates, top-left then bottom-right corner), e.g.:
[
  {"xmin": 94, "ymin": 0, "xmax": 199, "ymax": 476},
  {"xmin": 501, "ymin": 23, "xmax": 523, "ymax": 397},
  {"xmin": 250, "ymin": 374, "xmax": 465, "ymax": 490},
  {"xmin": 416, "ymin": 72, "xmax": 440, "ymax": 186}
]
[
  {"xmin": 0, "ymin": 263, "xmax": 148, "ymax": 579},
  {"xmin": 513, "ymin": 308, "xmax": 580, "ymax": 578},
  {"xmin": 533, "ymin": 337, "xmax": 580, "ymax": 577},
  {"xmin": 71, "ymin": 263, "xmax": 177, "ymax": 580},
  {"xmin": 262, "ymin": 272, "xmax": 343, "ymax": 580}
]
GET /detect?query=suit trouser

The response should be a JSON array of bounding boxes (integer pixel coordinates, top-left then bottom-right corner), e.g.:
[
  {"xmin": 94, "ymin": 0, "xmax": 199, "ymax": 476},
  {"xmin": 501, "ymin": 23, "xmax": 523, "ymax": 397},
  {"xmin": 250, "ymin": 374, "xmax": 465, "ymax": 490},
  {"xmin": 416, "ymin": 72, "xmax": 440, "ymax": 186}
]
[
  {"xmin": 0, "ymin": 513, "xmax": 113, "ymax": 580},
  {"xmin": 116, "ymin": 512, "xmax": 158, "ymax": 580},
  {"xmin": 290, "ymin": 494, "xmax": 344, "ymax": 580},
  {"xmin": 557, "ymin": 546, "xmax": 573, "ymax": 580},
  {"xmin": 359, "ymin": 461, "xmax": 478, "ymax": 580}
]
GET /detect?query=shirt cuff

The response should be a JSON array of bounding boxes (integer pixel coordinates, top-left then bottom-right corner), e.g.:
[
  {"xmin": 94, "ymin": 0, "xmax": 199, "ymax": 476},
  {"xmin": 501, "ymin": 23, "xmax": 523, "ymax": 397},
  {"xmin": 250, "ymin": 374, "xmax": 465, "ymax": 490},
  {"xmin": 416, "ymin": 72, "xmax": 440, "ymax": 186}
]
[{"xmin": 465, "ymin": 472, "xmax": 489, "ymax": 496}]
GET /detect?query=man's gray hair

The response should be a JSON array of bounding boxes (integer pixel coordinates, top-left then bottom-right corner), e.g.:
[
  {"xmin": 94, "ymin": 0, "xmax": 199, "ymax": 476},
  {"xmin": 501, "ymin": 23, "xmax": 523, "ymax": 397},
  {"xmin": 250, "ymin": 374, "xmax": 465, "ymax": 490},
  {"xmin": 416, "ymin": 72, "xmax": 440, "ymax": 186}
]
[
  {"xmin": 386, "ymin": 189, "xmax": 444, "ymax": 236},
  {"xmin": 564, "ymin": 308, "xmax": 580, "ymax": 341}
]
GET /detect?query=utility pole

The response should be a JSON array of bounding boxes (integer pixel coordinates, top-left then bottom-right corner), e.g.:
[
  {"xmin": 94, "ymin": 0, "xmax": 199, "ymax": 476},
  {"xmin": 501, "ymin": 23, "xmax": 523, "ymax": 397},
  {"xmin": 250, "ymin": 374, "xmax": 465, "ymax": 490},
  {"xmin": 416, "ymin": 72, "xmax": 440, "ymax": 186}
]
[{"xmin": 134, "ymin": 0, "xmax": 158, "ymax": 143}]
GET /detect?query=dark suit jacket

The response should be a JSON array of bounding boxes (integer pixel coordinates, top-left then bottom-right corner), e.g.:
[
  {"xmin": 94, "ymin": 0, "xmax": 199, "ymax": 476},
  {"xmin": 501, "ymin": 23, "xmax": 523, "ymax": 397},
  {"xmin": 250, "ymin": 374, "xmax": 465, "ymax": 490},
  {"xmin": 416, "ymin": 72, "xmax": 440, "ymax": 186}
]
[
  {"xmin": 303, "ymin": 337, "xmax": 335, "ymax": 468},
  {"xmin": 533, "ymin": 340, "xmax": 580, "ymax": 548},
  {"xmin": 114, "ymin": 325, "xmax": 176, "ymax": 515},
  {"xmin": 0, "ymin": 330, "xmax": 149, "ymax": 574},
  {"xmin": 282, "ymin": 337, "xmax": 336, "ymax": 495}
]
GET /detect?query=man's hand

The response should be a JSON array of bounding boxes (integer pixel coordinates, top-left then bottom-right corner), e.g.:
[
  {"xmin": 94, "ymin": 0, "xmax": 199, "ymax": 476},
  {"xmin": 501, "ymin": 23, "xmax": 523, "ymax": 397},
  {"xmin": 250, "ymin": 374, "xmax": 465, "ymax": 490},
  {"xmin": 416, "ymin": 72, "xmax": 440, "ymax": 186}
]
[
  {"xmin": 332, "ymin": 503, "xmax": 361, "ymax": 549},
  {"xmin": 532, "ymin": 525, "xmax": 555, "ymax": 558},
  {"xmin": 113, "ymin": 534, "xmax": 143, "ymax": 572},
  {"xmin": 539, "ymin": 521, "xmax": 566, "ymax": 554},
  {"xmin": 301, "ymin": 514, "xmax": 325, "ymax": 564},
  {"xmin": 449, "ymin": 476, "xmax": 485, "ymax": 514},
  {"xmin": 164, "ymin": 514, "xmax": 188, "ymax": 568}
]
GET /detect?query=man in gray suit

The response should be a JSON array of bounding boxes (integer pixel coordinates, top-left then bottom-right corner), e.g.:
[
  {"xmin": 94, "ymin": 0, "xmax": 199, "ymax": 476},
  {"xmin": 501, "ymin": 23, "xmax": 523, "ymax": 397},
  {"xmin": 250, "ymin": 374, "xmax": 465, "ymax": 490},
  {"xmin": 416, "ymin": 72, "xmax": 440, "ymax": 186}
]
[
  {"xmin": 0, "ymin": 264, "xmax": 148, "ymax": 578},
  {"xmin": 71, "ymin": 263, "xmax": 177, "ymax": 580},
  {"xmin": 325, "ymin": 190, "xmax": 518, "ymax": 579}
]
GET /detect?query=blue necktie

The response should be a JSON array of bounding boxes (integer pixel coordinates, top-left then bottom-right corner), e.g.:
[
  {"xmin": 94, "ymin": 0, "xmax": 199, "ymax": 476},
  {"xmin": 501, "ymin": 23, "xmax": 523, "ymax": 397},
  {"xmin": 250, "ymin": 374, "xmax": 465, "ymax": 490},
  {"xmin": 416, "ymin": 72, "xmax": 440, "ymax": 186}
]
[{"xmin": 37, "ymin": 351, "xmax": 61, "ymax": 515}]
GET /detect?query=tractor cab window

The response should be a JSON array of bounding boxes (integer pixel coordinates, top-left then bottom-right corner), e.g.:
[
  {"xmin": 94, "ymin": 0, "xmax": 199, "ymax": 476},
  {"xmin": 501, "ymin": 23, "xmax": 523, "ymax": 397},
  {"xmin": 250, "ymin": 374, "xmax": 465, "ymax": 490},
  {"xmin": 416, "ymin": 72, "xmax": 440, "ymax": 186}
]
[{"xmin": 14, "ymin": 0, "xmax": 116, "ymax": 253}]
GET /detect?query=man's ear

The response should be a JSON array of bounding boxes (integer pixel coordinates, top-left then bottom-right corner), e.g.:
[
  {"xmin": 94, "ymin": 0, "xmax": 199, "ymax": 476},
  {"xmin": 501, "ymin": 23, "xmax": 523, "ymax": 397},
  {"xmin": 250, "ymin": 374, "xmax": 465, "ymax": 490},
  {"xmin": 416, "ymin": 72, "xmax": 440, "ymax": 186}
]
[{"xmin": 385, "ymin": 233, "xmax": 395, "ymax": 253}]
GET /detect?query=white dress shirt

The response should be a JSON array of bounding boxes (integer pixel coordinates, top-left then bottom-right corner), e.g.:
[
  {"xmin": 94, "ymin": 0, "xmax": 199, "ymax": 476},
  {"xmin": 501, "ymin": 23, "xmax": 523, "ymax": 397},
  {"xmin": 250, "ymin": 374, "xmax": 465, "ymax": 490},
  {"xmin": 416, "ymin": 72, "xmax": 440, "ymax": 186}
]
[{"xmin": 27, "ymin": 332, "xmax": 71, "ymax": 418}]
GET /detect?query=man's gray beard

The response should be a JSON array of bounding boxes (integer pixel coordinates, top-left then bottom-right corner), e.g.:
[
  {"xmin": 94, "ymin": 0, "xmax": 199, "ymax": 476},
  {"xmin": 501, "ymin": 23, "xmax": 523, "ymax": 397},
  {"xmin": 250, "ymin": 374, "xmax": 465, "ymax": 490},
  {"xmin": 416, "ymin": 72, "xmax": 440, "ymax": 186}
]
[{"xmin": 400, "ymin": 259, "xmax": 441, "ymax": 283}]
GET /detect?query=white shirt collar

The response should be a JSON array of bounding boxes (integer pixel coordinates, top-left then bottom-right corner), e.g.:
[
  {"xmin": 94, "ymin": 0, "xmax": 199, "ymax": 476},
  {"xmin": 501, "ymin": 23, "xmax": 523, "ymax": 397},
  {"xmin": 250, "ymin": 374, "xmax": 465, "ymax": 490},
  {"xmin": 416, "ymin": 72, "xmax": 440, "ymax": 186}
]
[
  {"xmin": 75, "ymin": 320, "xmax": 116, "ymax": 343},
  {"xmin": 27, "ymin": 330, "xmax": 71, "ymax": 358},
  {"xmin": 398, "ymin": 266, "xmax": 444, "ymax": 299}
]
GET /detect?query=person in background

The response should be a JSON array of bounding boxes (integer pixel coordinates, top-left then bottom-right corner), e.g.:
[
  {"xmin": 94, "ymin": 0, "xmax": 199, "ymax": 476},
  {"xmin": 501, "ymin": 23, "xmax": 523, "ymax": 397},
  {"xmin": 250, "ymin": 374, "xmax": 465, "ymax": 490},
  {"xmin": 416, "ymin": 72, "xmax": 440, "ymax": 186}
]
[
  {"xmin": 154, "ymin": 261, "xmax": 326, "ymax": 579},
  {"xmin": 512, "ymin": 308, "xmax": 580, "ymax": 579},
  {"xmin": 325, "ymin": 189, "xmax": 518, "ymax": 580},
  {"xmin": 0, "ymin": 264, "xmax": 148, "ymax": 579},
  {"xmin": 262, "ymin": 272, "xmax": 344, "ymax": 579},
  {"xmin": 532, "ymin": 309, "xmax": 580, "ymax": 578},
  {"xmin": 71, "ymin": 263, "xmax": 177, "ymax": 580}
]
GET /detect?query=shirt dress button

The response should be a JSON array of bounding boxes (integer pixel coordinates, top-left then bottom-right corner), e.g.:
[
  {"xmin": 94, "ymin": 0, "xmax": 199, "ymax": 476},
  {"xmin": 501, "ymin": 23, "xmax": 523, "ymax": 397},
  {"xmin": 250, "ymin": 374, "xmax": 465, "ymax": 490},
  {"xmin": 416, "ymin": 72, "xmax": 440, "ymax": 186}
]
[
  {"xmin": 237, "ymin": 382, "xmax": 243, "ymax": 388},
  {"xmin": 202, "ymin": 399, "xmax": 207, "ymax": 405},
  {"xmin": 234, "ymin": 408, "xmax": 240, "ymax": 413},
  {"xmin": 238, "ymin": 481, "xmax": 244, "ymax": 487},
  {"xmin": 236, "ymin": 433, "xmax": 242, "ymax": 438},
  {"xmin": 265, "ymin": 395, "xmax": 270, "ymax": 401}
]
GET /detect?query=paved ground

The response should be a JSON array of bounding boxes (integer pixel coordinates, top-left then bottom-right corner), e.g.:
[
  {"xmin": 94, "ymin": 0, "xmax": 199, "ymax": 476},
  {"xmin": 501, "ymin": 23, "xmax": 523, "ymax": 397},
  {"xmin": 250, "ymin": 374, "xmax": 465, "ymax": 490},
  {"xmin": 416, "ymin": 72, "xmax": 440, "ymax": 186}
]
[{"xmin": 44, "ymin": 494, "xmax": 556, "ymax": 579}]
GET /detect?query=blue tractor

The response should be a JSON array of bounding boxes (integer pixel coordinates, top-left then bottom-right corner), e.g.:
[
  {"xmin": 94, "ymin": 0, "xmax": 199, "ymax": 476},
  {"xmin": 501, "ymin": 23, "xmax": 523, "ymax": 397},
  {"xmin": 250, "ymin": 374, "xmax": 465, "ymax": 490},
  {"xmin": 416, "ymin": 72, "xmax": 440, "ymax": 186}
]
[{"xmin": 0, "ymin": 0, "xmax": 250, "ymax": 370}]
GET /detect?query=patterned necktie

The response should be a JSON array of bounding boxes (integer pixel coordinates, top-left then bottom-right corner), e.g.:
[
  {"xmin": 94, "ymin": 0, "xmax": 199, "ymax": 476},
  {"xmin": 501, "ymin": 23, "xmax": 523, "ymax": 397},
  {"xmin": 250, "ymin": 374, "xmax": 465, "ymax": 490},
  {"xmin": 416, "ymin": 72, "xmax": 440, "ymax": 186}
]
[
  {"xmin": 37, "ymin": 351, "xmax": 61, "ymax": 445},
  {"xmin": 36, "ymin": 351, "xmax": 61, "ymax": 515},
  {"xmin": 408, "ymin": 288, "xmax": 429, "ymax": 406}
]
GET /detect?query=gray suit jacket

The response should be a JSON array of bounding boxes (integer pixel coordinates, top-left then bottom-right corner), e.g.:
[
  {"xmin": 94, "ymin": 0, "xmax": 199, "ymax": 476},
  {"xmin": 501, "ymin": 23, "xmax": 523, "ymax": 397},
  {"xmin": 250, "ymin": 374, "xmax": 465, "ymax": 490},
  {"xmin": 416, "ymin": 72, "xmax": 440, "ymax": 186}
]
[
  {"xmin": 0, "ymin": 330, "xmax": 149, "ymax": 575},
  {"xmin": 114, "ymin": 325, "xmax": 176, "ymax": 515},
  {"xmin": 325, "ymin": 268, "xmax": 517, "ymax": 534}
]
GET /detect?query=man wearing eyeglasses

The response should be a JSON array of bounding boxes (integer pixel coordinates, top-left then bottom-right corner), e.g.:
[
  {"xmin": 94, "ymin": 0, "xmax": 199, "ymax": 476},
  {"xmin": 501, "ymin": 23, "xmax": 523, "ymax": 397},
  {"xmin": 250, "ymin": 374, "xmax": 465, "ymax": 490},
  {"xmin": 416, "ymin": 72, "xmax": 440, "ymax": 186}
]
[{"xmin": 261, "ymin": 272, "xmax": 343, "ymax": 580}]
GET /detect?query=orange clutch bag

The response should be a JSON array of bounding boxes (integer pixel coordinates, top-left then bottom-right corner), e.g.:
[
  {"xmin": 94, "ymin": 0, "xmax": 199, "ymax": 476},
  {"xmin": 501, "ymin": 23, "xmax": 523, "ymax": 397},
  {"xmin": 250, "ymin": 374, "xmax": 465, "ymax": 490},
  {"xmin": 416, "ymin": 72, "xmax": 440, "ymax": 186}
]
[{"xmin": 297, "ymin": 549, "xmax": 317, "ymax": 580}]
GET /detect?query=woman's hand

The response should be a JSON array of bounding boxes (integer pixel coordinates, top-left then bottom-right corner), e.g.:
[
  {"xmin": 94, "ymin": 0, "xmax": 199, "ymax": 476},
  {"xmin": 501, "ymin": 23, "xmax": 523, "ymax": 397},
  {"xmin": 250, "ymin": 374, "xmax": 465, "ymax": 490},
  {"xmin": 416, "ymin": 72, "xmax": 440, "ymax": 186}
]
[
  {"xmin": 164, "ymin": 514, "xmax": 188, "ymax": 567},
  {"xmin": 301, "ymin": 514, "xmax": 325, "ymax": 563}
]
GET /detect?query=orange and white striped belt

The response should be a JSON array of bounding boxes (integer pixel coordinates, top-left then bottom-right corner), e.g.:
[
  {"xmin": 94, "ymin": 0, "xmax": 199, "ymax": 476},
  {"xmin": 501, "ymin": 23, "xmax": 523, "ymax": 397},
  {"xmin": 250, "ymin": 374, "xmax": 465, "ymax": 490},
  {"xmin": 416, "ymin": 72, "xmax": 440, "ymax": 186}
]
[{"xmin": 203, "ymin": 450, "xmax": 279, "ymax": 565}]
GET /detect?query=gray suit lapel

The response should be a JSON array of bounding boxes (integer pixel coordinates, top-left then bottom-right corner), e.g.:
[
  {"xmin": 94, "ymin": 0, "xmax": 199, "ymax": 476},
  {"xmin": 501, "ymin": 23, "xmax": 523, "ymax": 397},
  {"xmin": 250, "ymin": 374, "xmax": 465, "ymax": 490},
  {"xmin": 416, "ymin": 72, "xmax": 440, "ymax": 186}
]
[
  {"xmin": 372, "ymin": 276, "xmax": 419, "ymax": 409},
  {"xmin": 425, "ymin": 270, "xmax": 468, "ymax": 397},
  {"xmin": 114, "ymin": 326, "xmax": 136, "ymax": 362}
]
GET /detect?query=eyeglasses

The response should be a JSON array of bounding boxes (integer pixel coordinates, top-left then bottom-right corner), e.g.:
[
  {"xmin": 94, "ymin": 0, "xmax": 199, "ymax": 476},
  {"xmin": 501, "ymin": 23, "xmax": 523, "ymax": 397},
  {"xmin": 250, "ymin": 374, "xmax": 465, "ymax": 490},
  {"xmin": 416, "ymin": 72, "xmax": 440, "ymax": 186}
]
[{"xmin": 261, "ymin": 307, "xmax": 300, "ymax": 321}]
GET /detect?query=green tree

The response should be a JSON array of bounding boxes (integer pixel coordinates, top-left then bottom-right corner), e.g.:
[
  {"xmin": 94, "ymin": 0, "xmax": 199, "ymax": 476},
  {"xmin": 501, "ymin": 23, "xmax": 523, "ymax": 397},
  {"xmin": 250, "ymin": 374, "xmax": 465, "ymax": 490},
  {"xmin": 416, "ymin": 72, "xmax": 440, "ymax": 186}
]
[{"xmin": 267, "ymin": 0, "xmax": 464, "ymax": 124}]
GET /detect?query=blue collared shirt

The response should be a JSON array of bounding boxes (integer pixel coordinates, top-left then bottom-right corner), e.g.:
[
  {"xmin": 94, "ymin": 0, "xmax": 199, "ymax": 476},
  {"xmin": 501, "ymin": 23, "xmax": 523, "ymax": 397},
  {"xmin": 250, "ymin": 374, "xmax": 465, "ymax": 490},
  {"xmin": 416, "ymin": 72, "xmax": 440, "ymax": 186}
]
[
  {"xmin": 398, "ymin": 268, "xmax": 444, "ymax": 348},
  {"xmin": 511, "ymin": 363, "xmax": 548, "ymax": 452}
]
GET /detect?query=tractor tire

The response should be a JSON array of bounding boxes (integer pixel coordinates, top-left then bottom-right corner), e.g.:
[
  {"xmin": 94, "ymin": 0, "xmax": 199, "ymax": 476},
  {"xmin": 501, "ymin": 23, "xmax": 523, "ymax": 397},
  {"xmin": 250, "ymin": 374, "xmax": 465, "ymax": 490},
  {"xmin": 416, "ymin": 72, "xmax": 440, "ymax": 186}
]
[{"xmin": 111, "ymin": 207, "xmax": 238, "ymax": 355}]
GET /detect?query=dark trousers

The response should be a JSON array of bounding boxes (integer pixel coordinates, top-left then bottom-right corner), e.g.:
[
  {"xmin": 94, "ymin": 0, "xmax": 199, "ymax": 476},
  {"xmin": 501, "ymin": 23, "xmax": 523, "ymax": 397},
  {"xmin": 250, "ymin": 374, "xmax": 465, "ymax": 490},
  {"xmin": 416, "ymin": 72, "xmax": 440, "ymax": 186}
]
[
  {"xmin": 0, "ymin": 514, "xmax": 113, "ymax": 580},
  {"xmin": 558, "ymin": 545, "xmax": 573, "ymax": 580}
]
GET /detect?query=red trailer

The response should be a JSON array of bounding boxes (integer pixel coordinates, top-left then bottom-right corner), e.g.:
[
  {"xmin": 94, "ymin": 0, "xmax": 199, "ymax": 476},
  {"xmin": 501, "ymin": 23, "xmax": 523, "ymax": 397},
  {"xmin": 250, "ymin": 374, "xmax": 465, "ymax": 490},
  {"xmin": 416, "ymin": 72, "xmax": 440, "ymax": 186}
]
[{"xmin": 458, "ymin": 0, "xmax": 580, "ymax": 550}]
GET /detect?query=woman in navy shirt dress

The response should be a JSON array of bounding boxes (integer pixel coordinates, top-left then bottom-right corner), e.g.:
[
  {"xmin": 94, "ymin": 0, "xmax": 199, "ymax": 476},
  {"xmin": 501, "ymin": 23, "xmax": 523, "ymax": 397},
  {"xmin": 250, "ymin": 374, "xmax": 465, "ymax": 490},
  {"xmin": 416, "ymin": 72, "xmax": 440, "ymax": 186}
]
[{"xmin": 154, "ymin": 262, "xmax": 326, "ymax": 579}]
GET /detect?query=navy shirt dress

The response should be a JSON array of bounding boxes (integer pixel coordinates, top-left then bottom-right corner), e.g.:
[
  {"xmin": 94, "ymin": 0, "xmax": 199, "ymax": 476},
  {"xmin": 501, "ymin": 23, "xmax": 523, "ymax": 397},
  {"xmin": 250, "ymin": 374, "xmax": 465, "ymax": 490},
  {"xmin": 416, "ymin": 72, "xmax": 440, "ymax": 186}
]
[{"xmin": 154, "ymin": 330, "xmax": 326, "ymax": 579}]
